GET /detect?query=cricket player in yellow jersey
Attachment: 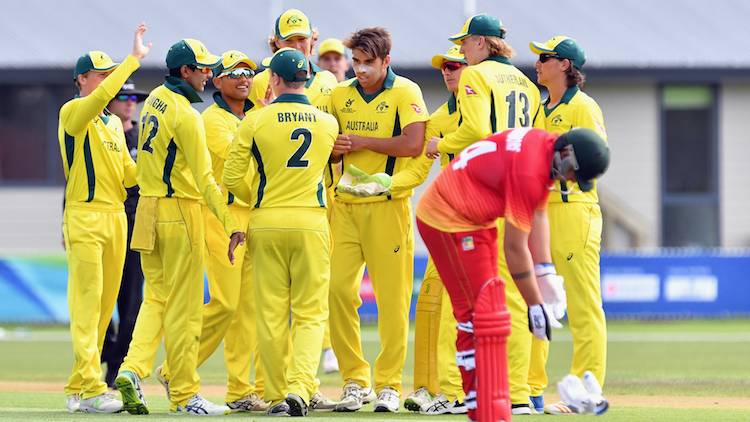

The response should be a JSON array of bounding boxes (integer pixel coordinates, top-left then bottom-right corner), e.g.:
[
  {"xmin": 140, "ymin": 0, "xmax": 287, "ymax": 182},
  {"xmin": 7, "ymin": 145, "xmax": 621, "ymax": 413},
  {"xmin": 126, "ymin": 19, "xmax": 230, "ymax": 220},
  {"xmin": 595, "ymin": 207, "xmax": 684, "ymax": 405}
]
[
  {"xmin": 426, "ymin": 14, "xmax": 554, "ymax": 416},
  {"xmin": 390, "ymin": 46, "xmax": 466, "ymax": 416},
  {"xmin": 59, "ymin": 23, "xmax": 149, "ymax": 414},
  {"xmin": 317, "ymin": 38, "xmax": 350, "ymax": 83},
  {"xmin": 528, "ymin": 36, "xmax": 608, "ymax": 416},
  {"xmin": 248, "ymin": 9, "xmax": 338, "ymax": 113},
  {"xmin": 223, "ymin": 48, "xmax": 338, "ymax": 417},
  {"xmin": 154, "ymin": 50, "xmax": 268, "ymax": 413},
  {"xmin": 115, "ymin": 39, "xmax": 243, "ymax": 417},
  {"xmin": 328, "ymin": 27, "xmax": 428, "ymax": 413},
  {"xmin": 249, "ymin": 11, "xmax": 342, "ymax": 390}
]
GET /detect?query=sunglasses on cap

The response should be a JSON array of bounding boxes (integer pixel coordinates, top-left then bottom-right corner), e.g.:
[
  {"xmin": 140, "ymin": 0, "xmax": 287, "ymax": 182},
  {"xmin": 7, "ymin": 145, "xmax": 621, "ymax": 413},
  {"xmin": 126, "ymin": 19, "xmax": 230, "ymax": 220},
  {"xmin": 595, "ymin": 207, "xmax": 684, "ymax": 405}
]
[
  {"xmin": 539, "ymin": 54, "xmax": 565, "ymax": 63},
  {"xmin": 186, "ymin": 64, "xmax": 212, "ymax": 74},
  {"xmin": 219, "ymin": 68, "xmax": 255, "ymax": 79},
  {"xmin": 441, "ymin": 61, "xmax": 464, "ymax": 71},
  {"xmin": 116, "ymin": 95, "xmax": 139, "ymax": 102}
]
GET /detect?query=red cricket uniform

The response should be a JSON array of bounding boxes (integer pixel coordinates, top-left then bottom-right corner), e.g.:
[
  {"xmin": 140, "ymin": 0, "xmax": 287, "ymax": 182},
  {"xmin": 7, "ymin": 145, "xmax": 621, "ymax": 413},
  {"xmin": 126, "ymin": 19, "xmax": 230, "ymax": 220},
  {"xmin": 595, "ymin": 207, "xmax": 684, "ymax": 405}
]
[{"xmin": 416, "ymin": 128, "xmax": 555, "ymax": 420}]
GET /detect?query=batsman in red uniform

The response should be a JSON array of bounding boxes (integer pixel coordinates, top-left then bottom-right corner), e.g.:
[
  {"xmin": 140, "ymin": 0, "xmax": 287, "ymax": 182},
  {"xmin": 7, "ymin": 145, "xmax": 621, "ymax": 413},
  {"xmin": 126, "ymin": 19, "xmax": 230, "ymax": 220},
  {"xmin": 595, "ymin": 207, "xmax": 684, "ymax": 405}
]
[{"xmin": 416, "ymin": 127, "xmax": 609, "ymax": 422}]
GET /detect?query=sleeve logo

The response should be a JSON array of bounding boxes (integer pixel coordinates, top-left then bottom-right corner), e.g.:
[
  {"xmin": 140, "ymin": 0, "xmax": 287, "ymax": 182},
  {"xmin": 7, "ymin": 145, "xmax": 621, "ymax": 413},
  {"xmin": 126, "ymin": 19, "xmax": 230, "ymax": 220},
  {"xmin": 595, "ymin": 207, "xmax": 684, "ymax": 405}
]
[
  {"xmin": 410, "ymin": 103, "xmax": 423, "ymax": 114},
  {"xmin": 464, "ymin": 84, "xmax": 476, "ymax": 95}
]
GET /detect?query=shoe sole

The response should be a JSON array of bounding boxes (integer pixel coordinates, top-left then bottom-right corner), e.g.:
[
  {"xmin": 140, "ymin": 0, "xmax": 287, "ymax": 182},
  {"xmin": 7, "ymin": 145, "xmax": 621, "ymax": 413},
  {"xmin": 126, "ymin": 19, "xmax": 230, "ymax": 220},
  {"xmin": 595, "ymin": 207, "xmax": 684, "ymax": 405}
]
[
  {"xmin": 115, "ymin": 376, "xmax": 149, "ymax": 415},
  {"xmin": 403, "ymin": 399, "xmax": 422, "ymax": 412},
  {"xmin": 333, "ymin": 403, "xmax": 361, "ymax": 412},
  {"xmin": 374, "ymin": 404, "xmax": 398, "ymax": 413},
  {"xmin": 285, "ymin": 396, "xmax": 308, "ymax": 417}
]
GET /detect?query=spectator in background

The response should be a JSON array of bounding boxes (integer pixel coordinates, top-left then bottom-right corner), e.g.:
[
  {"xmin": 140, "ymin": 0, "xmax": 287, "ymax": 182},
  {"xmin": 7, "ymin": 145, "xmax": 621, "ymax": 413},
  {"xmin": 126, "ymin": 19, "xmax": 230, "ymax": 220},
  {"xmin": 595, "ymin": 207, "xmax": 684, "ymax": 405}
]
[
  {"xmin": 101, "ymin": 79, "xmax": 147, "ymax": 388},
  {"xmin": 317, "ymin": 38, "xmax": 349, "ymax": 82}
]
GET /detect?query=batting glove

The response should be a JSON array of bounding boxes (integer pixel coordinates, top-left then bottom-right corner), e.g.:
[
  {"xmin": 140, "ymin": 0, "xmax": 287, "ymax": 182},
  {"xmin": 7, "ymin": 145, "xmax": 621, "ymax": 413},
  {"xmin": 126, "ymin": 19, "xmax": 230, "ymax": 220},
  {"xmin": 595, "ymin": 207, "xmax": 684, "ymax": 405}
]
[
  {"xmin": 535, "ymin": 263, "xmax": 567, "ymax": 323},
  {"xmin": 336, "ymin": 164, "xmax": 392, "ymax": 197},
  {"xmin": 527, "ymin": 304, "xmax": 551, "ymax": 341}
]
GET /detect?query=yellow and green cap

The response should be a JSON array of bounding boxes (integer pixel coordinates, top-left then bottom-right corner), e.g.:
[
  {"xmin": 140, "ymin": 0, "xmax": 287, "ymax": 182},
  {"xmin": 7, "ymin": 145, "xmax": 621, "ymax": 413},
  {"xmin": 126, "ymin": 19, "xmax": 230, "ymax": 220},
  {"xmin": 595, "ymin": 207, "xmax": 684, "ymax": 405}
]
[
  {"xmin": 166, "ymin": 39, "xmax": 221, "ymax": 70},
  {"xmin": 74, "ymin": 51, "xmax": 118, "ymax": 79},
  {"xmin": 431, "ymin": 45, "xmax": 467, "ymax": 69},
  {"xmin": 214, "ymin": 50, "xmax": 257, "ymax": 77},
  {"xmin": 449, "ymin": 14, "xmax": 504, "ymax": 44},
  {"xmin": 530, "ymin": 36, "xmax": 586, "ymax": 69},
  {"xmin": 268, "ymin": 48, "xmax": 310, "ymax": 82},
  {"xmin": 318, "ymin": 38, "xmax": 346, "ymax": 56},
  {"xmin": 274, "ymin": 9, "xmax": 312, "ymax": 40}
]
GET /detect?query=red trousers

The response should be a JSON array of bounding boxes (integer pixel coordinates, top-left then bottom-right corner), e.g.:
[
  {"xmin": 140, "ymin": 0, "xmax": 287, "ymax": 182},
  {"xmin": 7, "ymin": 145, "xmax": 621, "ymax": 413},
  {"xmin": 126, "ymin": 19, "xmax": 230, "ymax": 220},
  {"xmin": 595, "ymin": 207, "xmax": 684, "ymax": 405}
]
[{"xmin": 417, "ymin": 218, "xmax": 506, "ymax": 418}]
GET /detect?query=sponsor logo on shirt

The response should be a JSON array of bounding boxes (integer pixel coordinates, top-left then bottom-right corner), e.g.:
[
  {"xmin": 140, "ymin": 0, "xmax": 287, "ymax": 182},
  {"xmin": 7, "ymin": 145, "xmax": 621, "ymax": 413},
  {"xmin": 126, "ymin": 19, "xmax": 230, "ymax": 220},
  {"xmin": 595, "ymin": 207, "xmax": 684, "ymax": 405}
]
[
  {"xmin": 340, "ymin": 98, "xmax": 356, "ymax": 113},
  {"xmin": 464, "ymin": 84, "xmax": 476, "ymax": 95},
  {"xmin": 410, "ymin": 103, "xmax": 423, "ymax": 114}
]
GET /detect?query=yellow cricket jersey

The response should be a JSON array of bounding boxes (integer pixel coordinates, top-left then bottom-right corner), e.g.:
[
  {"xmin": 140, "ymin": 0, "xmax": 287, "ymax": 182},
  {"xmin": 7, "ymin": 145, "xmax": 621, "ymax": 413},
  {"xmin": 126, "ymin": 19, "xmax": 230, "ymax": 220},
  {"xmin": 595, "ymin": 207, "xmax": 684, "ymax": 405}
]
[
  {"xmin": 137, "ymin": 77, "xmax": 239, "ymax": 235},
  {"xmin": 223, "ymin": 93, "xmax": 338, "ymax": 213},
  {"xmin": 248, "ymin": 62, "xmax": 337, "ymax": 113},
  {"xmin": 391, "ymin": 94, "xmax": 460, "ymax": 192},
  {"xmin": 331, "ymin": 67, "xmax": 429, "ymax": 203},
  {"xmin": 58, "ymin": 55, "xmax": 139, "ymax": 211},
  {"xmin": 438, "ymin": 56, "xmax": 543, "ymax": 154},
  {"xmin": 544, "ymin": 86, "xmax": 607, "ymax": 203},
  {"xmin": 202, "ymin": 91, "xmax": 256, "ymax": 208}
]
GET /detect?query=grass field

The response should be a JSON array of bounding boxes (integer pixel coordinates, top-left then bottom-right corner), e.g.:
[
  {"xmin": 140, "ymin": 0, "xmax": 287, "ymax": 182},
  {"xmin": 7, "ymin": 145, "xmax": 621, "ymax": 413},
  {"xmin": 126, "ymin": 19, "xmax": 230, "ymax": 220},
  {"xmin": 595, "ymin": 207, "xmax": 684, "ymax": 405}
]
[{"xmin": 0, "ymin": 319, "xmax": 749, "ymax": 421}]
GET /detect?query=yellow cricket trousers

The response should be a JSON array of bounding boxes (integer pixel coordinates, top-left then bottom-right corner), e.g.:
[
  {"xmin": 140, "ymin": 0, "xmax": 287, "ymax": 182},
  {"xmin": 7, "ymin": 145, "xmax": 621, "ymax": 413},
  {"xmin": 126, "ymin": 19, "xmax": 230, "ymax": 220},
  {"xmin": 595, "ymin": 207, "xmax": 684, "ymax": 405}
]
[
  {"xmin": 251, "ymin": 208, "xmax": 330, "ymax": 404},
  {"xmin": 160, "ymin": 203, "xmax": 259, "ymax": 402},
  {"xmin": 63, "ymin": 206, "xmax": 126, "ymax": 399},
  {"xmin": 496, "ymin": 219, "xmax": 549, "ymax": 405},
  {"xmin": 329, "ymin": 198, "xmax": 414, "ymax": 393},
  {"xmin": 120, "ymin": 197, "xmax": 205, "ymax": 407},
  {"xmin": 412, "ymin": 257, "xmax": 463, "ymax": 401},
  {"xmin": 529, "ymin": 203, "xmax": 606, "ymax": 391}
]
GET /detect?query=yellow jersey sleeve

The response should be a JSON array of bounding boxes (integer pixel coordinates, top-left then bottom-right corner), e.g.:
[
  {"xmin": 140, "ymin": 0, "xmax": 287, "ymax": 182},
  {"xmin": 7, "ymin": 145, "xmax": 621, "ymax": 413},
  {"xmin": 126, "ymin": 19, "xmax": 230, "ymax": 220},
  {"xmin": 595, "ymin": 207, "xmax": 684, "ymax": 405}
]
[
  {"xmin": 60, "ymin": 55, "xmax": 140, "ymax": 139},
  {"xmin": 121, "ymin": 129, "xmax": 138, "ymax": 188},
  {"xmin": 223, "ymin": 113, "xmax": 257, "ymax": 205},
  {"xmin": 174, "ymin": 111, "xmax": 239, "ymax": 235},
  {"xmin": 390, "ymin": 103, "xmax": 445, "ymax": 192},
  {"xmin": 438, "ymin": 67, "xmax": 490, "ymax": 154},
  {"xmin": 396, "ymin": 82, "xmax": 429, "ymax": 128},
  {"xmin": 248, "ymin": 70, "xmax": 270, "ymax": 109},
  {"xmin": 203, "ymin": 109, "xmax": 233, "ymax": 161},
  {"xmin": 576, "ymin": 101, "xmax": 607, "ymax": 140}
]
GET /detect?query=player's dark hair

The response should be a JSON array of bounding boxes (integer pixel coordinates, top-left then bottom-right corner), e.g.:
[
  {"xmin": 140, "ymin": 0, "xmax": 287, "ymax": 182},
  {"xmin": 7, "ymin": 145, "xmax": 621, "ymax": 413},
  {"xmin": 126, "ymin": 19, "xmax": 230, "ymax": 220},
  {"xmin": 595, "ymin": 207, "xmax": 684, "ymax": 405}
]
[
  {"xmin": 168, "ymin": 67, "xmax": 183, "ymax": 78},
  {"xmin": 345, "ymin": 27, "xmax": 391, "ymax": 59},
  {"xmin": 566, "ymin": 66, "xmax": 586, "ymax": 88},
  {"xmin": 282, "ymin": 79, "xmax": 305, "ymax": 89}
]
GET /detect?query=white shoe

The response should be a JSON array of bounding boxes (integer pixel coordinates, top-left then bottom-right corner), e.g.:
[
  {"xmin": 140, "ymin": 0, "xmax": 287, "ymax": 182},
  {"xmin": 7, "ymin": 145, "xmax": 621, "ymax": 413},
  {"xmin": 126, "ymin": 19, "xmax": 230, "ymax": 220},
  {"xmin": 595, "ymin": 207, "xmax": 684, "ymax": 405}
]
[
  {"xmin": 511, "ymin": 403, "xmax": 537, "ymax": 415},
  {"xmin": 309, "ymin": 391, "xmax": 337, "ymax": 411},
  {"xmin": 65, "ymin": 394, "xmax": 80, "ymax": 413},
  {"xmin": 373, "ymin": 387, "xmax": 400, "ymax": 412},
  {"xmin": 549, "ymin": 373, "xmax": 608, "ymax": 416},
  {"xmin": 403, "ymin": 387, "xmax": 432, "ymax": 412},
  {"xmin": 79, "ymin": 392, "xmax": 123, "ymax": 413},
  {"xmin": 172, "ymin": 394, "xmax": 231, "ymax": 416},
  {"xmin": 226, "ymin": 393, "xmax": 270, "ymax": 412},
  {"xmin": 322, "ymin": 348, "xmax": 340, "ymax": 373},
  {"xmin": 582, "ymin": 371, "xmax": 609, "ymax": 415},
  {"xmin": 155, "ymin": 364, "xmax": 170, "ymax": 400},
  {"xmin": 420, "ymin": 394, "xmax": 467, "ymax": 415},
  {"xmin": 361, "ymin": 387, "xmax": 376, "ymax": 404},
  {"xmin": 334, "ymin": 382, "xmax": 364, "ymax": 412}
]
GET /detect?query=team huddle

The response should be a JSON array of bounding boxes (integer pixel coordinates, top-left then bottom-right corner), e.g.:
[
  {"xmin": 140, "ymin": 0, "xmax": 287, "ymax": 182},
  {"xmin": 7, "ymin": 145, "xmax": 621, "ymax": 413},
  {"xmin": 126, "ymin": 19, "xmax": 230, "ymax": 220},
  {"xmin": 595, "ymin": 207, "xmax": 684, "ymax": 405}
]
[{"xmin": 59, "ymin": 8, "xmax": 610, "ymax": 421}]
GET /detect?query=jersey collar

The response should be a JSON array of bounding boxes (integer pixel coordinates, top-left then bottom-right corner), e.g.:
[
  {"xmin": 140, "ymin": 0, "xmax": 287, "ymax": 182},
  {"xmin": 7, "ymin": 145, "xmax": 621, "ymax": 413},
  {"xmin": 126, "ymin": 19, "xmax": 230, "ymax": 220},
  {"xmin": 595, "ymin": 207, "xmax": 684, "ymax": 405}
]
[
  {"xmin": 447, "ymin": 93, "xmax": 458, "ymax": 114},
  {"xmin": 483, "ymin": 55, "xmax": 512, "ymax": 66},
  {"xmin": 212, "ymin": 91, "xmax": 254, "ymax": 117},
  {"xmin": 165, "ymin": 76, "xmax": 202, "ymax": 103},
  {"xmin": 350, "ymin": 66, "xmax": 396, "ymax": 103},
  {"xmin": 273, "ymin": 93, "xmax": 312, "ymax": 105},
  {"xmin": 305, "ymin": 62, "xmax": 322, "ymax": 89},
  {"xmin": 544, "ymin": 85, "xmax": 579, "ymax": 116}
]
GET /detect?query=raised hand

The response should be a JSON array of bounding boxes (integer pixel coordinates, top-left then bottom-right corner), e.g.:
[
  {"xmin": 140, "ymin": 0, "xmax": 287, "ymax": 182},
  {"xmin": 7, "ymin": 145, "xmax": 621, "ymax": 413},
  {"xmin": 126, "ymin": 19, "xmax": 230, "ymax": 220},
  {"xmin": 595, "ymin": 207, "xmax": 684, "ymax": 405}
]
[{"xmin": 132, "ymin": 22, "xmax": 152, "ymax": 60}]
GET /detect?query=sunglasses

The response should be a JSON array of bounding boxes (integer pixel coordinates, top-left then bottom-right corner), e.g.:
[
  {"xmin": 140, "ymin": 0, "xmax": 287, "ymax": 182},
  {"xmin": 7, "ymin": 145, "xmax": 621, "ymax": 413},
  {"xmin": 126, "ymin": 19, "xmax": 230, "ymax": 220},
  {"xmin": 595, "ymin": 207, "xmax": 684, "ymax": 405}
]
[
  {"xmin": 539, "ymin": 54, "xmax": 564, "ymax": 63},
  {"xmin": 442, "ymin": 61, "xmax": 464, "ymax": 71},
  {"xmin": 187, "ymin": 64, "xmax": 212, "ymax": 74},
  {"xmin": 220, "ymin": 68, "xmax": 255, "ymax": 79},
  {"xmin": 116, "ymin": 95, "xmax": 139, "ymax": 102}
]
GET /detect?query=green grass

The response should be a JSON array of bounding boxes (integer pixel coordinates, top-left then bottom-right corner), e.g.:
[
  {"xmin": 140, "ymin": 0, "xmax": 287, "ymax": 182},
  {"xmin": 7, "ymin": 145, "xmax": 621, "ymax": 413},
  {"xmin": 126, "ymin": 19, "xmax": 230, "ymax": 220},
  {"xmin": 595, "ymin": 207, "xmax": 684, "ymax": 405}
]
[{"xmin": 1, "ymin": 320, "xmax": 749, "ymax": 421}]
